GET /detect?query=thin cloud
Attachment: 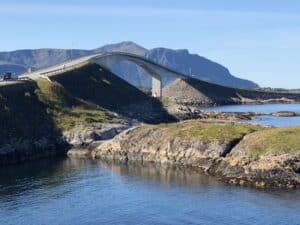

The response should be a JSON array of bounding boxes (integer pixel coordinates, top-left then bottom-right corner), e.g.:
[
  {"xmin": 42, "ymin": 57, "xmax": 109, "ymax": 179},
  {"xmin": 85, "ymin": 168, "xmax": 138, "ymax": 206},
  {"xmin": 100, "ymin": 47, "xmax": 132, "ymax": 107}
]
[{"xmin": 1, "ymin": 3, "xmax": 299, "ymax": 19}]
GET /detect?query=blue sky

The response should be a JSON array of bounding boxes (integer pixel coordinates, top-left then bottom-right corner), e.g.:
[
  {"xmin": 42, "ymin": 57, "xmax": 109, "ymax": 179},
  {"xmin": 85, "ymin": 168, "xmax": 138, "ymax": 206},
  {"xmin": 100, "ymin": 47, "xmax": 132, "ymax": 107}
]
[{"xmin": 1, "ymin": 0, "xmax": 300, "ymax": 88}]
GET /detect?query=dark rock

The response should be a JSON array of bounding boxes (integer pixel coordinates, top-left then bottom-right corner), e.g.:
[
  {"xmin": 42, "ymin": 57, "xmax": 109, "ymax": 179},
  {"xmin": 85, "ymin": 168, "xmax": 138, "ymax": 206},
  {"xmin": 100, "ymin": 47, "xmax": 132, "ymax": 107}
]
[
  {"xmin": 63, "ymin": 123, "xmax": 131, "ymax": 148},
  {"xmin": 272, "ymin": 111, "xmax": 298, "ymax": 117}
]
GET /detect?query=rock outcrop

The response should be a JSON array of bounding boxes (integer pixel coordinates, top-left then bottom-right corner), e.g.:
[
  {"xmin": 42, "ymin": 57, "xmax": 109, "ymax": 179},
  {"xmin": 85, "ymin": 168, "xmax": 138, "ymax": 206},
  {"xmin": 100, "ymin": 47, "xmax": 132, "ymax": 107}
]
[
  {"xmin": 0, "ymin": 137, "xmax": 68, "ymax": 166},
  {"xmin": 66, "ymin": 123, "xmax": 132, "ymax": 157},
  {"xmin": 64, "ymin": 123, "xmax": 131, "ymax": 147},
  {"xmin": 272, "ymin": 111, "xmax": 299, "ymax": 117},
  {"xmin": 91, "ymin": 121, "xmax": 300, "ymax": 189}
]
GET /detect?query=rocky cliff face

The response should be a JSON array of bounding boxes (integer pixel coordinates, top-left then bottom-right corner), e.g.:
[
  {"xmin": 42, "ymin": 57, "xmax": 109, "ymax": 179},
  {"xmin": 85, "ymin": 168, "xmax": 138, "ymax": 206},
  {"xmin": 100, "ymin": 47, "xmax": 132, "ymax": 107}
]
[{"xmin": 92, "ymin": 121, "xmax": 300, "ymax": 189}]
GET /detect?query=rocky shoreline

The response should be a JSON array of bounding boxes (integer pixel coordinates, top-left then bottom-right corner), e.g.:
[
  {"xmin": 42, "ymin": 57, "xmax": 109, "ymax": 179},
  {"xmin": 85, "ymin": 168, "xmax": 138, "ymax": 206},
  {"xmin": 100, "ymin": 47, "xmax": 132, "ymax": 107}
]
[
  {"xmin": 2, "ymin": 104, "xmax": 300, "ymax": 190},
  {"xmin": 66, "ymin": 120, "xmax": 300, "ymax": 189},
  {"xmin": 0, "ymin": 137, "xmax": 68, "ymax": 166},
  {"xmin": 1, "ymin": 109, "xmax": 300, "ymax": 189},
  {"xmin": 0, "ymin": 122, "xmax": 133, "ymax": 166}
]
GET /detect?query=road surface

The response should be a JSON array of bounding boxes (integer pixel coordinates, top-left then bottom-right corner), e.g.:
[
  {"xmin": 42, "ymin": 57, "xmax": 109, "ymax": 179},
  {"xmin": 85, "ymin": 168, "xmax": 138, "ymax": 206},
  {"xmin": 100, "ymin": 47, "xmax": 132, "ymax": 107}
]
[{"xmin": 19, "ymin": 53, "xmax": 101, "ymax": 80}]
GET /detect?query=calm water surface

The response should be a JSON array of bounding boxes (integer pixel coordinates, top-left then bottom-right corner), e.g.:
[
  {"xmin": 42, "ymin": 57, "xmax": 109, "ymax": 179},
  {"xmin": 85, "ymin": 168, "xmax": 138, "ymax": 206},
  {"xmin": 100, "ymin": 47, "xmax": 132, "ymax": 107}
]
[
  {"xmin": 1, "ymin": 158, "xmax": 300, "ymax": 225},
  {"xmin": 204, "ymin": 103, "xmax": 300, "ymax": 126}
]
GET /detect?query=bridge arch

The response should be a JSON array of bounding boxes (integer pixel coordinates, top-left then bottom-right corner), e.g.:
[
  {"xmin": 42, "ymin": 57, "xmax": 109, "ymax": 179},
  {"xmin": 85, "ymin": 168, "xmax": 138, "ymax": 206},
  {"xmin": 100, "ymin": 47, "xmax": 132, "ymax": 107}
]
[
  {"xmin": 89, "ymin": 52, "xmax": 187, "ymax": 98},
  {"xmin": 20, "ymin": 52, "xmax": 189, "ymax": 98}
]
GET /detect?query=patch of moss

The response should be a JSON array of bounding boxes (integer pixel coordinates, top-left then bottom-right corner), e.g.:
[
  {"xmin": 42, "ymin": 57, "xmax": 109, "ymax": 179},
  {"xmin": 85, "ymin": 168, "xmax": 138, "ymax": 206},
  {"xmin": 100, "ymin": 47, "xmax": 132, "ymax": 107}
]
[
  {"xmin": 244, "ymin": 127, "xmax": 300, "ymax": 157},
  {"xmin": 156, "ymin": 120, "xmax": 262, "ymax": 143}
]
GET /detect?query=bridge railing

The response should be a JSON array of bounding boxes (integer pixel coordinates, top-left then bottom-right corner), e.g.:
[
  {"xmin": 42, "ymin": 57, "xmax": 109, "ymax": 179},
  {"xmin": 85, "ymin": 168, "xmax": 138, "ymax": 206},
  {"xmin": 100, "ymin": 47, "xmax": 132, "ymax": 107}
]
[{"xmin": 38, "ymin": 61, "xmax": 90, "ymax": 77}]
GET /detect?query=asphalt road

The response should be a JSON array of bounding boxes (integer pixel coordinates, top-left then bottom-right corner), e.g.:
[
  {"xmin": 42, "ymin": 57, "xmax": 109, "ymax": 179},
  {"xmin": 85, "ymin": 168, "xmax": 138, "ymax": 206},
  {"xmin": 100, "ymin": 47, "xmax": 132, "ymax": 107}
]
[{"xmin": 19, "ymin": 53, "xmax": 101, "ymax": 80}]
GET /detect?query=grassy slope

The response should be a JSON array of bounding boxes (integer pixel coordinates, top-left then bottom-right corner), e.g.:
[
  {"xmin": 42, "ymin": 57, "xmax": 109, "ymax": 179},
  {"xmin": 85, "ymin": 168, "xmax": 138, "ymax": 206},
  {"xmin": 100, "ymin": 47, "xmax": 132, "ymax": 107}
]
[
  {"xmin": 36, "ymin": 63, "xmax": 175, "ymax": 131},
  {"xmin": 0, "ymin": 62, "xmax": 175, "ymax": 145},
  {"xmin": 156, "ymin": 120, "xmax": 262, "ymax": 142},
  {"xmin": 0, "ymin": 82, "xmax": 60, "ymax": 144},
  {"xmin": 51, "ymin": 63, "xmax": 175, "ymax": 124},
  {"xmin": 234, "ymin": 126, "xmax": 300, "ymax": 158},
  {"xmin": 158, "ymin": 121, "xmax": 300, "ymax": 157},
  {"xmin": 35, "ymin": 79, "xmax": 120, "ymax": 131}
]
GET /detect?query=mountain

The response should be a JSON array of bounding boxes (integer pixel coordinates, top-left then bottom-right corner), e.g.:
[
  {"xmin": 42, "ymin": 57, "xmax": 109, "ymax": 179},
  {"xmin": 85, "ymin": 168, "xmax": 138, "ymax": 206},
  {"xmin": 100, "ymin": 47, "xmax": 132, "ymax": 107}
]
[
  {"xmin": 95, "ymin": 41, "xmax": 147, "ymax": 56},
  {"xmin": 145, "ymin": 48, "xmax": 257, "ymax": 88},
  {"xmin": 0, "ymin": 63, "xmax": 27, "ymax": 75},
  {"xmin": 0, "ymin": 42, "xmax": 258, "ymax": 88},
  {"xmin": 0, "ymin": 49, "xmax": 92, "ymax": 73},
  {"xmin": 93, "ymin": 43, "xmax": 258, "ymax": 88},
  {"xmin": 94, "ymin": 42, "xmax": 149, "ymax": 87}
]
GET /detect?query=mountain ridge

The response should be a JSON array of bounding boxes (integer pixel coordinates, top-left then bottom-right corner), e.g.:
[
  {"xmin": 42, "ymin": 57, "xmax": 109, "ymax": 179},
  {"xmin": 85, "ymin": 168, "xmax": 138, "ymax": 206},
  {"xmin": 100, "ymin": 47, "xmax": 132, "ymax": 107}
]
[{"xmin": 0, "ymin": 41, "xmax": 258, "ymax": 88}]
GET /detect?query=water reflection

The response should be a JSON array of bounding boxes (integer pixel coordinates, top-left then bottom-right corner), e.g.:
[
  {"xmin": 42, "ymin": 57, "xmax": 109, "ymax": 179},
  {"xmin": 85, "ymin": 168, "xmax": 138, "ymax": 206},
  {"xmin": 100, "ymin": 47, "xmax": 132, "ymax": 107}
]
[
  {"xmin": 96, "ymin": 159, "xmax": 222, "ymax": 189},
  {"xmin": 1, "ymin": 157, "xmax": 300, "ymax": 225},
  {"xmin": 96, "ymin": 159, "xmax": 300, "ymax": 208}
]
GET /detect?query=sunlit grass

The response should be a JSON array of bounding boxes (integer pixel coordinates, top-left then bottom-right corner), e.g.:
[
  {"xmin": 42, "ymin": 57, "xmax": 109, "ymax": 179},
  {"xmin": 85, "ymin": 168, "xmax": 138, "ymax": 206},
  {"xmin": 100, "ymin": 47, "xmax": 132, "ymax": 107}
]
[{"xmin": 35, "ymin": 79, "xmax": 120, "ymax": 131}]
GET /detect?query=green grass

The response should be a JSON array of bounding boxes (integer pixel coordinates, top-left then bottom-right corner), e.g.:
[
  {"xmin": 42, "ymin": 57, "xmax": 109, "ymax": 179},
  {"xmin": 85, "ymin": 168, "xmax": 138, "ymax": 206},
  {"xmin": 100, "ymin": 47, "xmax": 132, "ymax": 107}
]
[
  {"xmin": 159, "ymin": 121, "xmax": 300, "ymax": 157},
  {"xmin": 35, "ymin": 78, "xmax": 120, "ymax": 131},
  {"xmin": 243, "ymin": 127, "xmax": 300, "ymax": 158},
  {"xmin": 35, "ymin": 79, "xmax": 74, "ymax": 108},
  {"xmin": 156, "ymin": 120, "xmax": 262, "ymax": 143},
  {"xmin": 51, "ymin": 107, "xmax": 117, "ymax": 131}
]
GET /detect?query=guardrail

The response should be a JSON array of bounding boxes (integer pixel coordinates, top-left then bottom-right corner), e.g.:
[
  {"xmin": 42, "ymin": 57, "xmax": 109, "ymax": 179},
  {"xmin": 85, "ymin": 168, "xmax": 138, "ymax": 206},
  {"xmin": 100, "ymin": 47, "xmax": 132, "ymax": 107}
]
[
  {"xmin": 40, "ymin": 67, "xmax": 66, "ymax": 76},
  {"xmin": 39, "ymin": 61, "xmax": 90, "ymax": 77}
]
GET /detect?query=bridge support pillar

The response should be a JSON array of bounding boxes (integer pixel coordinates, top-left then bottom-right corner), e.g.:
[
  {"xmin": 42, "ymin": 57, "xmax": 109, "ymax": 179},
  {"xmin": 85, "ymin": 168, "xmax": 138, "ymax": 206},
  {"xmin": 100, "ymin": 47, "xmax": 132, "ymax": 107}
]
[{"xmin": 152, "ymin": 77, "xmax": 162, "ymax": 98}]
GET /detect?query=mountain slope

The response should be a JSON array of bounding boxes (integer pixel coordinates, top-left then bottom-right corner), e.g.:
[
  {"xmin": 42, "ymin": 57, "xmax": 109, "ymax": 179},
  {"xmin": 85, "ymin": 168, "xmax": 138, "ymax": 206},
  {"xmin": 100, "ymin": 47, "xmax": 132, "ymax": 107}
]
[
  {"xmin": 0, "ymin": 63, "xmax": 27, "ymax": 75},
  {"xmin": 0, "ymin": 41, "xmax": 258, "ymax": 88},
  {"xmin": 95, "ymin": 41, "xmax": 147, "ymax": 56},
  {"xmin": 0, "ymin": 49, "xmax": 92, "ymax": 70},
  {"xmin": 146, "ymin": 48, "xmax": 257, "ymax": 88}
]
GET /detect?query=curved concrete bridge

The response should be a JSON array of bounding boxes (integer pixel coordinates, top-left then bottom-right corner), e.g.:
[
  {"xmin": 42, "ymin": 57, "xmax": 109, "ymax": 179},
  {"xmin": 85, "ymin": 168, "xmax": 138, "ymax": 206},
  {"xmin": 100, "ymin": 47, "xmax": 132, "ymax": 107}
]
[{"xmin": 20, "ymin": 52, "xmax": 190, "ymax": 98}]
